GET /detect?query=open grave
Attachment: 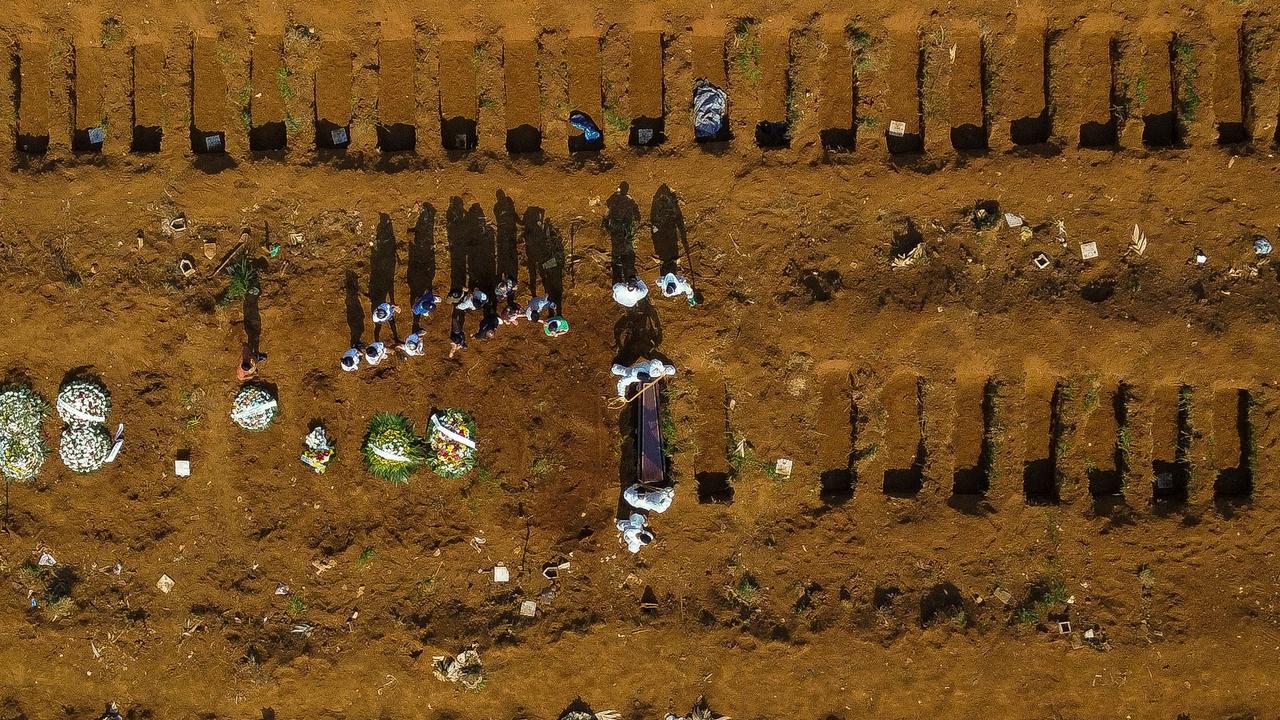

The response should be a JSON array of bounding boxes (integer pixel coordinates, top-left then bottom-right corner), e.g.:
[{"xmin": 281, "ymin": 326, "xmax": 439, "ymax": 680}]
[
  {"xmin": 377, "ymin": 36, "xmax": 416, "ymax": 152},
  {"xmin": 817, "ymin": 370, "xmax": 856, "ymax": 503},
  {"xmin": 191, "ymin": 35, "xmax": 227, "ymax": 154},
  {"xmin": 567, "ymin": 35, "xmax": 604, "ymax": 152},
  {"xmin": 1137, "ymin": 32, "xmax": 1176, "ymax": 147},
  {"xmin": 131, "ymin": 42, "xmax": 164, "ymax": 152},
  {"xmin": 693, "ymin": 29, "xmax": 732, "ymax": 144},
  {"xmin": 952, "ymin": 377, "xmax": 995, "ymax": 496},
  {"xmin": 73, "ymin": 45, "xmax": 105, "ymax": 152},
  {"xmin": 314, "ymin": 39, "xmax": 352, "ymax": 149},
  {"xmin": 249, "ymin": 35, "xmax": 287, "ymax": 152},
  {"xmin": 1076, "ymin": 29, "xmax": 1116, "ymax": 147},
  {"xmin": 692, "ymin": 373, "xmax": 732, "ymax": 503},
  {"xmin": 1151, "ymin": 385, "xmax": 1192, "ymax": 504},
  {"xmin": 17, "ymin": 41, "xmax": 51, "ymax": 154},
  {"xmin": 439, "ymin": 38, "xmax": 478, "ymax": 152},
  {"xmin": 1081, "ymin": 381, "xmax": 1126, "ymax": 500},
  {"xmin": 755, "ymin": 26, "xmax": 791, "ymax": 148},
  {"xmin": 629, "ymin": 30, "xmax": 665, "ymax": 146},
  {"xmin": 819, "ymin": 26, "xmax": 856, "ymax": 150},
  {"xmin": 1023, "ymin": 376, "xmax": 1062, "ymax": 504},
  {"xmin": 883, "ymin": 24, "xmax": 923, "ymax": 153},
  {"xmin": 1005, "ymin": 20, "xmax": 1050, "ymax": 145},
  {"xmin": 503, "ymin": 34, "xmax": 541, "ymax": 153},
  {"xmin": 883, "ymin": 373, "xmax": 924, "ymax": 495},
  {"xmin": 1211, "ymin": 22, "xmax": 1248, "ymax": 144},
  {"xmin": 948, "ymin": 22, "xmax": 987, "ymax": 151},
  {"xmin": 1212, "ymin": 388, "xmax": 1253, "ymax": 500}
]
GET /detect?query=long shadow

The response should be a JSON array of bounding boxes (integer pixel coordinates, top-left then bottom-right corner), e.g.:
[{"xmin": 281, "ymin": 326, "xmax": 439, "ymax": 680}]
[
  {"xmin": 612, "ymin": 300, "xmax": 665, "ymax": 366},
  {"xmin": 523, "ymin": 207, "xmax": 566, "ymax": 312},
  {"xmin": 243, "ymin": 281, "xmax": 262, "ymax": 356},
  {"xmin": 343, "ymin": 270, "xmax": 365, "ymax": 347},
  {"xmin": 370, "ymin": 214, "xmax": 399, "ymax": 342},
  {"xmin": 604, "ymin": 182, "xmax": 641, "ymax": 284},
  {"xmin": 407, "ymin": 204, "xmax": 437, "ymax": 333},
  {"xmin": 466, "ymin": 203, "xmax": 497, "ymax": 295},
  {"xmin": 446, "ymin": 197, "xmax": 470, "ymax": 294},
  {"xmin": 650, "ymin": 184, "xmax": 688, "ymax": 276},
  {"xmin": 494, "ymin": 190, "xmax": 521, "ymax": 282}
]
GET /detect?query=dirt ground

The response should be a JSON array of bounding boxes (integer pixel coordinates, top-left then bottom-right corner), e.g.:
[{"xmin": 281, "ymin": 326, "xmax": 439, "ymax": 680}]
[{"xmin": 3, "ymin": 0, "xmax": 1280, "ymax": 718}]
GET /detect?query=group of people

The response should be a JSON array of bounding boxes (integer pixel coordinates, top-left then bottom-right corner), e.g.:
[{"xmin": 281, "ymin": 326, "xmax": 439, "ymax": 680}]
[
  {"xmin": 612, "ymin": 272, "xmax": 698, "ymax": 309},
  {"xmin": 341, "ymin": 274, "xmax": 569, "ymax": 372}
]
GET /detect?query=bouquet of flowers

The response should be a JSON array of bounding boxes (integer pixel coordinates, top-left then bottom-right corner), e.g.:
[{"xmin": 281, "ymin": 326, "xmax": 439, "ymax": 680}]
[
  {"xmin": 0, "ymin": 384, "xmax": 49, "ymax": 436},
  {"xmin": 362, "ymin": 413, "xmax": 424, "ymax": 483},
  {"xmin": 231, "ymin": 384, "xmax": 278, "ymax": 431},
  {"xmin": 300, "ymin": 425, "xmax": 336, "ymax": 474},
  {"xmin": 56, "ymin": 378, "xmax": 112, "ymax": 425},
  {"xmin": 0, "ymin": 431, "xmax": 50, "ymax": 481},
  {"xmin": 425, "ymin": 408, "xmax": 477, "ymax": 479},
  {"xmin": 59, "ymin": 423, "xmax": 112, "ymax": 474}
]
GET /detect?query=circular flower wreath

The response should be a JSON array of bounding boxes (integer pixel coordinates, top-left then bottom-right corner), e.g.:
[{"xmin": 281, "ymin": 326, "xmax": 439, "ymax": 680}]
[
  {"xmin": 59, "ymin": 423, "xmax": 112, "ymax": 474},
  {"xmin": 231, "ymin": 384, "xmax": 278, "ymax": 431},
  {"xmin": 0, "ymin": 430, "xmax": 50, "ymax": 482},
  {"xmin": 0, "ymin": 384, "xmax": 49, "ymax": 436},
  {"xmin": 362, "ymin": 413, "xmax": 425, "ymax": 483},
  {"xmin": 426, "ymin": 408, "xmax": 477, "ymax": 479},
  {"xmin": 57, "ymin": 378, "xmax": 112, "ymax": 425}
]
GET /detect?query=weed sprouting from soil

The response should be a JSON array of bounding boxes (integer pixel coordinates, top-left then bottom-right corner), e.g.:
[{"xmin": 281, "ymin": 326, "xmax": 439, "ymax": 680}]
[
  {"xmin": 729, "ymin": 572, "xmax": 760, "ymax": 605},
  {"xmin": 356, "ymin": 547, "xmax": 376, "ymax": 567},
  {"xmin": 847, "ymin": 25, "xmax": 879, "ymax": 73},
  {"xmin": 100, "ymin": 16, "xmax": 124, "ymax": 46},
  {"xmin": 223, "ymin": 256, "xmax": 257, "ymax": 304},
  {"xmin": 733, "ymin": 19, "xmax": 762, "ymax": 84},
  {"xmin": 1174, "ymin": 38, "xmax": 1200, "ymax": 124},
  {"xmin": 286, "ymin": 596, "xmax": 307, "ymax": 618},
  {"xmin": 531, "ymin": 453, "xmax": 564, "ymax": 477}
]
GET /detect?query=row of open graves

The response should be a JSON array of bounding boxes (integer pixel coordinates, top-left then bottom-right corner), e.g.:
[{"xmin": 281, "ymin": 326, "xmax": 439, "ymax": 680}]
[
  {"xmin": 691, "ymin": 374, "xmax": 1264, "ymax": 509},
  {"xmin": 7, "ymin": 17, "xmax": 1275, "ymax": 158}
]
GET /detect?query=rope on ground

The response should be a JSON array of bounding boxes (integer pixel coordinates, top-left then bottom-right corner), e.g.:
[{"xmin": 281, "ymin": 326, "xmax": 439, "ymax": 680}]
[{"xmin": 604, "ymin": 376, "xmax": 665, "ymax": 410}]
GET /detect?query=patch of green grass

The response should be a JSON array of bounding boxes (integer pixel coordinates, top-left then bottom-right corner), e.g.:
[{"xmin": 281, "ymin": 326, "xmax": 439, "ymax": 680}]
[
  {"xmin": 848, "ymin": 26, "xmax": 879, "ymax": 73},
  {"xmin": 101, "ymin": 16, "xmax": 124, "ymax": 46},
  {"xmin": 479, "ymin": 93, "xmax": 497, "ymax": 110},
  {"xmin": 732, "ymin": 20, "xmax": 762, "ymax": 84},
  {"xmin": 730, "ymin": 573, "xmax": 759, "ymax": 605},
  {"xmin": 275, "ymin": 66, "xmax": 296, "ymax": 102},
  {"xmin": 603, "ymin": 105, "xmax": 631, "ymax": 133},
  {"xmin": 284, "ymin": 111, "xmax": 303, "ymax": 133},
  {"xmin": 223, "ymin": 255, "xmax": 257, "ymax": 303},
  {"xmin": 1083, "ymin": 384, "xmax": 1099, "ymax": 414},
  {"xmin": 530, "ymin": 453, "xmax": 563, "ymax": 477},
  {"xmin": 356, "ymin": 547, "xmax": 376, "ymax": 567},
  {"xmin": 858, "ymin": 115, "xmax": 879, "ymax": 130},
  {"xmin": 1014, "ymin": 576, "xmax": 1069, "ymax": 625},
  {"xmin": 286, "ymin": 596, "xmax": 307, "ymax": 617},
  {"xmin": 1174, "ymin": 38, "xmax": 1200, "ymax": 124},
  {"xmin": 1133, "ymin": 77, "xmax": 1149, "ymax": 106}
]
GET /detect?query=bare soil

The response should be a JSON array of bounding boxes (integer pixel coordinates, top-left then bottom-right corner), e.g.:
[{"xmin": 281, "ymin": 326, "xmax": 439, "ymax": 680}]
[{"xmin": 3, "ymin": 1, "xmax": 1280, "ymax": 719}]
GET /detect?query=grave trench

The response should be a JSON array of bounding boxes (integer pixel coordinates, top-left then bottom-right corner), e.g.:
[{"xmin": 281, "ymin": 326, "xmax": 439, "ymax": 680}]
[
  {"xmin": 191, "ymin": 36, "xmax": 227, "ymax": 154},
  {"xmin": 1211, "ymin": 22, "xmax": 1248, "ymax": 145},
  {"xmin": 17, "ymin": 42, "xmax": 51, "ymax": 154},
  {"xmin": 1151, "ymin": 385, "xmax": 1192, "ymax": 503},
  {"xmin": 377, "ymin": 36, "xmax": 416, "ymax": 152},
  {"xmin": 948, "ymin": 25, "xmax": 986, "ymax": 151},
  {"xmin": 884, "ymin": 26, "xmax": 923, "ymax": 153},
  {"xmin": 503, "ymin": 35, "xmax": 541, "ymax": 153},
  {"xmin": 818, "ymin": 27, "xmax": 856, "ymax": 151},
  {"xmin": 1138, "ymin": 32, "xmax": 1176, "ymax": 148},
  {"xmin": 882, "ymin": 374, "xmax": 924, "ymax": 495},
  {"xmin": 1213, "ymin": 388, "xmax": 1253, "ymax": 499},
  {"xmin": 1077, "ymin": 31, "xmax": 1116, "ymax": 147},
  {"xmin": 755, "ymin": 28, "xmax": 791, "ymax": 148},
  {"xmin": 314, "ymin": 40, "xmax": 352, "ymax": 148},
  {"xmin": 73, "ymin": 45, "xmax": 105, "ymax": 152},
  {"xmin": 1082, "ymin": 382, "xmax": 1126, "ymax": 498},
  {"xmin": 1006, "ymin": 23, "xmax": 1050, "ymax": 145},
  {"xmin": 692, "ymin": 31, "xmax": 731, "ymax": 143},
  {"xmin": 693, "ymin": 374, "xmax": 733, "ymax": 503},
  {"xmin": 567, "ymin": 35, "xmax": 603, "ymax": 152},
  {"xmin": 249, "ymin": 36, "xmax": 287, "ymax": 152},
  {"xmin": 628, "ymin": 29, "xmax": 665, "ymax": 147},
  {"xmin": 952, "ymin": 378, "xmax": 995, "ymax": 496},
  {"xmin": 1023, "ymin": 378, "xmax": 1062, "ymax": 504},
  {"xmin": 439, "ymin": 38, "xmax": 478, "ymax": 152},
  {"xmin": 131, "ymin": 42, "xmax": 164, "ymax": 152},
  {"xmin": 817, "ymin": 372, "xmax": 856, "ymax": 503}
]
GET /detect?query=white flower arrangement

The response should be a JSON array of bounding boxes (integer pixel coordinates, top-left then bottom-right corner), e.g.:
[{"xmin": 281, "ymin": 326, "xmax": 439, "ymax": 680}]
[
  {"xmin": 231, "ymin": 385, "xmax": 278, "ymax": 431},
  {"xmin": 1, "ymin": 430, "xmax": 50, "ymax": 481},
  {"xmin": 59, "ymin": 423, "xmax": 112, "ymax": 474},
  {"xmin": 57, "ymin": 379, "xmax": 112, "ymax": 425},
  {"xmin": 0, "ymin": 384, "xmax": 49, "ymax": 436}
]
